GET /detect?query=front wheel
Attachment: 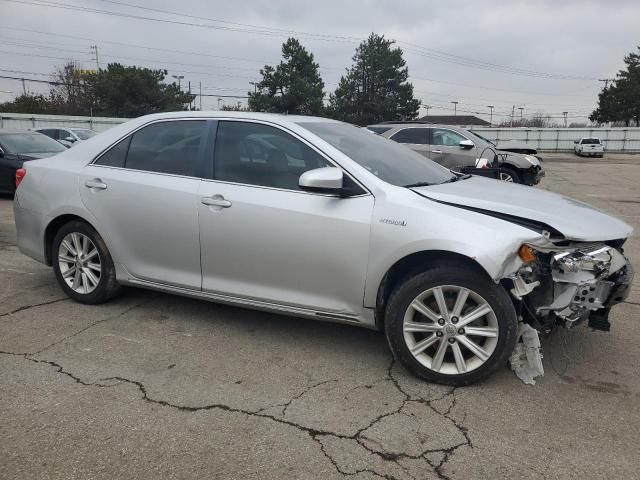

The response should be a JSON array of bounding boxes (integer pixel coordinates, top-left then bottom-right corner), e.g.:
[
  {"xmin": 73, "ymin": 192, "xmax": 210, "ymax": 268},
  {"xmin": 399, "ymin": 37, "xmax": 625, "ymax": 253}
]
[
  {"xmin": 384, "ymin": 265, "xmax": 518, "ymax": 386},
  {"xmin": 52, "ymin": 220, "xmax": 120, "ymax": 304},
  {"xmin": 498, "ymin": 166, "xmax": 520, "ymax": 184}
]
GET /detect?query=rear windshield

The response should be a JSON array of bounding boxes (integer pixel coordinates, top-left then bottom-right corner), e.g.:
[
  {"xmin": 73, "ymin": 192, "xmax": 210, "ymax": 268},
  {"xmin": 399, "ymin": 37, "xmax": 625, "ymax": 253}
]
[
  {"xmin": 0, "ymin": 133, "xmax": 66, "ymax": 154},
  {"xmin": 581, "ymin": 138, "xmax": 601, "ymax": 144},
  {"xmin": 71, "ymin": 129, "xmax": 96, "ymax": 140},
  {"xmin": 365, "ymin": 126, "xmax": 392, "ymax": 135}
]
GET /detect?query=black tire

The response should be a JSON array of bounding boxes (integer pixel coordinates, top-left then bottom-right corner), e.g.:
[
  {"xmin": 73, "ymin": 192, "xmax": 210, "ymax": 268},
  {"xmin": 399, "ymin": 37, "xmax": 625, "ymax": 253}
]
[
  {"xmin": 499, "ymin": 166, "xmax": 521, "ymax": 184},
  {"xmin": 52, "ymin": 220, "xmax": 120, "ymax": 304},
  {"xmin": 384, "ymin": 264, "xmax": 518, "ymax": 386}
]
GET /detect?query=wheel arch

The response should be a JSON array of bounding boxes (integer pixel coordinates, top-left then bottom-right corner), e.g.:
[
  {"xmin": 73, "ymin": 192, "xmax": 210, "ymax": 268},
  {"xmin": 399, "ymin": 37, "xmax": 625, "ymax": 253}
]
[
  {"xmin": 44, "ymin": 214, "xmax": 100, "ymax": 266},
  {"xmin": 374, "ymin": 250, "xmax": 493, "ymax": 330}
]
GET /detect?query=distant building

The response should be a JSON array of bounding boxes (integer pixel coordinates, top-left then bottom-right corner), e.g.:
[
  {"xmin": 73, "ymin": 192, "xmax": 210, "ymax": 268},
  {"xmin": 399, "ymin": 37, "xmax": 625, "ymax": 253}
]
[{"xmin": 418, "ymin": 115, "xmax": 490, "ymax": 126}]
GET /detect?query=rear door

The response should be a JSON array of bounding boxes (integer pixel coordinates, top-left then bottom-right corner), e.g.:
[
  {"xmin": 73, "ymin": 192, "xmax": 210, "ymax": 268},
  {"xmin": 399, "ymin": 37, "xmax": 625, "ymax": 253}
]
[
  {"xmin": 388, "ymin": 128, "xmax": 430, "ymax": 157},
  {"xmin": 428, "ymin": 128, "xmax": 477, "ymax": 169},
  {"xmin": 198, "ymin": 120, "xmax": 374, "ymax": 315},
  {"xmin": 79, "ymin": 119, "xmax": 209, "ymax": 289}
]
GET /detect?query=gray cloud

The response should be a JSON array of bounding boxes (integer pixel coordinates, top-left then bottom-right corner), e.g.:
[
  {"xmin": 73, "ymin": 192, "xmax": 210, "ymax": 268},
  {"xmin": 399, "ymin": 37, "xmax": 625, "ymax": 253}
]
[{"xmin": 1, "ymin": 0, "xmax": 638, "ymax": 121}]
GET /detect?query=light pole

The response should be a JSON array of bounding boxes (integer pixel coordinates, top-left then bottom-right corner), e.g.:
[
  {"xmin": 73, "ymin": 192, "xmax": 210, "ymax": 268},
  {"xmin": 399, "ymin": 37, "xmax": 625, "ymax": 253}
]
[
  {"xmin": 518, "ymin": 106, "xmax": 524, "ymax": 125},
  {"xmin": 487, "ymin": 105, "xmax": 494, "ymax": 127},
  {"xmin": 171, "ymin": 74, "xmax": 184, "ymax": 90},
  {"xmin": 562, "ymin": 111, "xmax": 568, "ymax": 128},
  {"xmin": 217, "ymin": 98, "xmax": 223, "ymax": 110},
  {"xmin": 422, "ymin": 104, "xmax": 432, "ymax": 120},
  {"xmin": 451, "ymin": 101, "xmax": 458, "ymax": 117},
  {"xmin": 249, "ymin": 81, "xmax": 258, "ymax": 94}
]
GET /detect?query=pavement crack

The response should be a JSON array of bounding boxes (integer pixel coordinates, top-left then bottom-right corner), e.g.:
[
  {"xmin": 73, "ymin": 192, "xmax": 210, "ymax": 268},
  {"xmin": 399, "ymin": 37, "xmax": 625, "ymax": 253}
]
[{"xmin": 0, "ymin": 298, "xmax": 68, "ymax": 318}]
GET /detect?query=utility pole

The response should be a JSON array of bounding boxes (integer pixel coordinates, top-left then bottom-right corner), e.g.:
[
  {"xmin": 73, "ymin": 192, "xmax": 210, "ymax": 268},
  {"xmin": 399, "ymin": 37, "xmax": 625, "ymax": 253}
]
[
  {"xmin": 21, "ymin": 78, "xmax": 26, "ymax": 95},
  {"xmin": 249, "ymin": 81, "xmax": 257, "ymax": 94},
  {"xmin": 451, "ymin": 101, "xmax": 458, "ymax": 117},
  {"xmin": 217, "ymin": 98, "xmax": 223, "ymax": 110},
  {"xmin": 90, "ymin": 45, "xmax": 100, "ymax": 70},
  {"xmin": 487, "ymin": 105, "xmax": 494, "ymax": 126},
  {"xmin": 188, "ymin": 80, "xmax": 191, "ymax": 110},
  {"xmin": 199, "ymin": 81, "xmax": 202, "ymax": 110},
  {"xmin": 518, "ymin": 106, "xmax": 524, "ymax": 125},
  {"xmin": 510, "ymin": 105, "xmax": 515, "ymax": 127},
  {"xmin": 598, "ymin": 78, "xmax": 614, "ymax": 89},
  {"xmin": 422, "ymin": 104, "xmax": 432, "ymax": 120},
  {"xmin": 562, "ymin": 111, "xmax": 568, "ymax": 128}
]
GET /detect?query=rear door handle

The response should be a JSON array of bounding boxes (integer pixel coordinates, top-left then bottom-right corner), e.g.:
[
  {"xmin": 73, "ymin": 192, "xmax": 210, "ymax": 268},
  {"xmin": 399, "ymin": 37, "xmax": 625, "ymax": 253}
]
[
  {"xmin": 85, "ymin": 178, "xmax": 107, "ymax": 190},
  {"xmin": 201, "ymin": 196, "xmax": 232, "ymax": 208},
  {"xmin": 431, "ymin": 150, "xmax": 442, "ymax": 154}
]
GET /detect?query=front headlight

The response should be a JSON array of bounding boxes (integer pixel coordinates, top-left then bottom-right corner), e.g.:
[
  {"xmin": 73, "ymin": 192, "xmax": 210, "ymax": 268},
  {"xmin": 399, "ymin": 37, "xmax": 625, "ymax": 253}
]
[{"xmin": 523, "ymin": 155, "xmax": 540, "ymax": 167}]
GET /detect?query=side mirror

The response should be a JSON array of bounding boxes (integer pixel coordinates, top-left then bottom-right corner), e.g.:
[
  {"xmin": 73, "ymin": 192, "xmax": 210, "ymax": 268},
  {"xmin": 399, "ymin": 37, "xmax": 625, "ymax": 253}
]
[
  {"xmin": 64, "ymin": 136, "xmax": 76, "ymax": 143},
  {"xmin": 459, "ymin": 139, "xmax": 474, "ymax": 149},
  {"xmin": 573, "ymin": 140, "xmax": 579, "ymax": 144},
  {"xmin": 299, "ymin": 167, "xmax": 344, "ymax": 195}
]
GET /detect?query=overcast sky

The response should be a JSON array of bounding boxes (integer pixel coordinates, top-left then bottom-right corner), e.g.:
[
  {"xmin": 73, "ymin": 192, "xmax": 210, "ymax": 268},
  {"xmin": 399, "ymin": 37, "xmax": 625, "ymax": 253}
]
[{"xmin": 1, "ymin": 0, "xmax": 638, "ymax": 123}]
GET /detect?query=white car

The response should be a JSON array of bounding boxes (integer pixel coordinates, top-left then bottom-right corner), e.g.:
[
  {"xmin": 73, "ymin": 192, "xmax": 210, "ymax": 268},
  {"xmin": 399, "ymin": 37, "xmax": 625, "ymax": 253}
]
[
  {"xmin": 35, "ymin": 127, "xmax": 97, "ymax": 148},
  {"xmin": 574, "ymin": 137, "xmax": 604, "ymax": 157}
]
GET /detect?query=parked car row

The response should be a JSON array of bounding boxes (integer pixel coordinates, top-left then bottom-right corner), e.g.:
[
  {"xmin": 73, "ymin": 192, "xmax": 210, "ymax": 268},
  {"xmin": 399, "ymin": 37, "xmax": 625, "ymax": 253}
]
[{"xmin": 12, "ymin": 112, "xmax": 633, "ymax": 386}]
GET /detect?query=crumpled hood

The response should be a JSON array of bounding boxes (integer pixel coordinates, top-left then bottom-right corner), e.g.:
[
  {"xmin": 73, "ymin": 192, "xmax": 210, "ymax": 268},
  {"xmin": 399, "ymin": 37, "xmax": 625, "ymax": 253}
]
[{"xmin": 412, "ymin": 176, "xmax": 632, "ymax": 242}]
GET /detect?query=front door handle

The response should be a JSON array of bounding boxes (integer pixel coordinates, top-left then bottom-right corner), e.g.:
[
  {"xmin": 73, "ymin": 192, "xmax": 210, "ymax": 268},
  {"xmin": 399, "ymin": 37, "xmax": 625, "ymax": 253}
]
[
  {"xmin": 85, "ymin": 178, "xmax": 107, "ymax": 190},
  {"xmin": 201, "ymin": 196, "xmax": 232, "ymax": 208},
  {"xmin": 431, "ymin": 150, "xmax": 442, "ymax": 154}
]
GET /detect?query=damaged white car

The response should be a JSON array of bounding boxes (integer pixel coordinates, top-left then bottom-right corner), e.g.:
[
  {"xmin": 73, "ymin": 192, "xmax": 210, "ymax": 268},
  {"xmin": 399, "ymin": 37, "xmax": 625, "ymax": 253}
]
[{"xmin": 13, "ymin": 113, "xmax": 633, "ymax": 386}]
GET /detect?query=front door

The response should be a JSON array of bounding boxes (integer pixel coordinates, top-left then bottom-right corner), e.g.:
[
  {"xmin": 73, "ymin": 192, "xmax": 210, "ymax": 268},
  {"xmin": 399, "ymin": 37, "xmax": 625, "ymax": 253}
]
[
  {"xmin": 428, "ymin": 128, "xmax": 477, "ymax": 169},
  {"xmin": 79, "ymin": 119, "xmax": 208, "ymax": 289},
  {"xmin": 198, "ymin": 120, "xmax": 374, "ymax": 315}
]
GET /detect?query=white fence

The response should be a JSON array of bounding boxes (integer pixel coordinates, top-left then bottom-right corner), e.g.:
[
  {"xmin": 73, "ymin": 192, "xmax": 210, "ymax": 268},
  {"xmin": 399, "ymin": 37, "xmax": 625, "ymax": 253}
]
[
  {"xmin": 472, "ymin": 127, "xmax": 640, "ymax": 152},
  {"xmin": 0, "ymin": 112, "xmax": 128, "ymax": 133},
  {"xmin": 2, "ymin": 112, "xmax": 640, "ymax": 152}
]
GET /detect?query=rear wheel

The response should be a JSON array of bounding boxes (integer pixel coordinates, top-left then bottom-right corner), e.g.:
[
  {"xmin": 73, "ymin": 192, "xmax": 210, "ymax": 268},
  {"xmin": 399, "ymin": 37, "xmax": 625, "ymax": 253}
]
[
  {"xmin": 384, "ymin": 265, "xmax": 518, "ymax": 386},
  {"xmin": 52, "ymin": 221, "xmax": 120, "ymax": 304}
]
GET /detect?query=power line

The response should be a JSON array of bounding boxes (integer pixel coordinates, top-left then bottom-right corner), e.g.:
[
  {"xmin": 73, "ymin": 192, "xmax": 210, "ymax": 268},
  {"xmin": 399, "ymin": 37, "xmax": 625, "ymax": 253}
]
[{"xmin": 2, "ymin": 0, "xmax": 603, "ymax": 81}]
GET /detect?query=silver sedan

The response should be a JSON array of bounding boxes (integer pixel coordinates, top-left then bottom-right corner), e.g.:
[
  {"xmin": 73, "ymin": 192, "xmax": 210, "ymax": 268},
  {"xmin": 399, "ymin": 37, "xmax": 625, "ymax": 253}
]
[{"xmin": 13, "ymin": 112, "xmax": 633, "ymax": 385}]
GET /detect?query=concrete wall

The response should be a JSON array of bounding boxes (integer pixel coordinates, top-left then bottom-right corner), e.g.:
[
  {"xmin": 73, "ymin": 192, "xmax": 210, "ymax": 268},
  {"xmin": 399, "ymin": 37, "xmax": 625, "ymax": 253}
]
[
  {"xmin": 0, "ymin": 112, "xmax": 128, "ymax": 133},
  {"xmin": 472, "ymin": 127, "xmax": 640, "ymax": 152}
]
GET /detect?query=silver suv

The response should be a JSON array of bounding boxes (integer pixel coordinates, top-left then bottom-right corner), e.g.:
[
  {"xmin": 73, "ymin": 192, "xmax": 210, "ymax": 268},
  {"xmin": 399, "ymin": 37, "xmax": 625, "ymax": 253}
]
[
  {"xmin": 14, "ymin": 112, "xmax": 632, "ymax": 385},
  {"xmin": 371, "ymin": 123, "xmax": 544, "ymax": 185}
]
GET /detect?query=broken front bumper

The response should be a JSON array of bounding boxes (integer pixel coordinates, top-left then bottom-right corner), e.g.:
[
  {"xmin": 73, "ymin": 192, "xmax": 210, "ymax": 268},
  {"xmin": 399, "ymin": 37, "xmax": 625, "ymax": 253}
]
[{"xmin": 513, "ymin": 244, "xmax": 633, "ymax": 331}]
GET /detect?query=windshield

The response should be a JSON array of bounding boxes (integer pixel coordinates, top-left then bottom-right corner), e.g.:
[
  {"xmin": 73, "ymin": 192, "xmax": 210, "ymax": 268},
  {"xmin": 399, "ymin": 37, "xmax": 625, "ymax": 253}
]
[
  {"xmin": 299, "ymin": 121, "xmax": 454, "ymax": 186},
  {"xmin": 582, "ymin": 138, "xmax": 601, "ymax": 144},
  {"xmin": 71, "ymin": 129, "xmax": 96, "ymax": 140},
  {"xmin": 468, "ymin": 130, "xmax": 495, "ymax": 146},
  {"xmin": 0, "ymin": 133, "xmax": 66, "ymax": 154}
]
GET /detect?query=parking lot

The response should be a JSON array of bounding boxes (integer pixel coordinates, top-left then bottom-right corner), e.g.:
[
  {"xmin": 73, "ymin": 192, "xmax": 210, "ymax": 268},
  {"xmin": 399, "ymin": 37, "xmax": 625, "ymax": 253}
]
[{"xmin": 1, "ymin": 155, "xmax": 639, "ymax": 480}]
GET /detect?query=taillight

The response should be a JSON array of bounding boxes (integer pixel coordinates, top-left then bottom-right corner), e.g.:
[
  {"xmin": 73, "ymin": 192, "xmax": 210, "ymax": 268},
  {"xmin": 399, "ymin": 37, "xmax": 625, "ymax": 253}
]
[{"xmin": 15, "ymin": 168, "xmax": 26, "ymax": 188}]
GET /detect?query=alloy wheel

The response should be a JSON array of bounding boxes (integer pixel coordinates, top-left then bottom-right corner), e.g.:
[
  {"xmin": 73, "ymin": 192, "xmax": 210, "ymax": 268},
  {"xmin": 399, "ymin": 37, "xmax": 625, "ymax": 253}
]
[
  {"xmin": 499, "ymin": 172, "xmax": 514, "ymax": 182},
  {"xmin": 402, "ymin": 285, "xmax": 499, "ymax": 375},
  {"xmin": 58, "ymin": 232, "xmax": 102, "ymax": 294}
]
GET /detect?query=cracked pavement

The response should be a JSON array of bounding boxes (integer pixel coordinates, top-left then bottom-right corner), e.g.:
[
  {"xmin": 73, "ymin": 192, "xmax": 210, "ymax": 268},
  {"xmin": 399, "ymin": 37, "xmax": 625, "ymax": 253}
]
[{"xmin": 2, "ymin": 156, "xmax": 640, "ymax": 479}]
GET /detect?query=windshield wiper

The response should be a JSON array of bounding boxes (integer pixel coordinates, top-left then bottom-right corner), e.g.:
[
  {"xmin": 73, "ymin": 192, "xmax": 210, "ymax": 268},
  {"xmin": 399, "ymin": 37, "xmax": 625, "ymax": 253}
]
[
  {"xmin": 441, "ymin": 174, "xmax": 472, "ymax": 184},
  {"xmin": 403, "ymin": 181, "xmax": 433, "ymax": 188}
]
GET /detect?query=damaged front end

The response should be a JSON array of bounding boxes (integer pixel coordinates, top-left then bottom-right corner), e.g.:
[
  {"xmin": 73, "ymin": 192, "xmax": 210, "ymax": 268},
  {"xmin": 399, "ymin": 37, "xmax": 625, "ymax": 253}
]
[{"xmin": 509, "ymin": 241, "xmax": 633, "ymax": 333}]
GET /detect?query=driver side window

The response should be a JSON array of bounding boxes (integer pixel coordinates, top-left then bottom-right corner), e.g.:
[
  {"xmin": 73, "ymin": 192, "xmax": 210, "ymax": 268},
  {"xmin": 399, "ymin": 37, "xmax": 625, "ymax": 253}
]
[
  {"xmin": 213, "ymin": 121, "xmax": 330, "ymax": 190},
  {"xmin": 431, "ymin": 128, "xmax": 466, "ymax": 147}
]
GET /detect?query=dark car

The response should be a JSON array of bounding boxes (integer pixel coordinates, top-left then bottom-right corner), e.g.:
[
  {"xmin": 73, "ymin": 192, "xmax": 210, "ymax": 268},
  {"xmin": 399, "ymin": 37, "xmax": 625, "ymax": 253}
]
[{"xmin": 0, "ymin": 130, "xmax": 66, "ymax": 194}]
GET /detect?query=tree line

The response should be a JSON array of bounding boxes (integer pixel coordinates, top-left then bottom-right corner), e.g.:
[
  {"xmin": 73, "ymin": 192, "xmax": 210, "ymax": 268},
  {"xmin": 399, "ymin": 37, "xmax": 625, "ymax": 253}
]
[
  {"xmin": 2, "ymin": 34, "xmax": 638, "ymax": 127},
  {"xmin": 1, "ymin": 33, "xmax": 419, "ymax": 125}
]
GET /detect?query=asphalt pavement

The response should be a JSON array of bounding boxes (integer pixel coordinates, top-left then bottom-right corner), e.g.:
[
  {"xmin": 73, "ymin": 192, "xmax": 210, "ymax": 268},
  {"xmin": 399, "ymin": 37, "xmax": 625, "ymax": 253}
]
[{"xmin": 1, "ymin": 153, "xmax": 639, "ymax": 480}]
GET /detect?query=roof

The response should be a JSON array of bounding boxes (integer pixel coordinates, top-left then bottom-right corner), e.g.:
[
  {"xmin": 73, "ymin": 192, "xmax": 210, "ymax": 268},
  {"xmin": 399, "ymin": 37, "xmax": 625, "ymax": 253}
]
[{"xmin": 417, "ymin": 115, "xmax": 491, "ymax": 126}]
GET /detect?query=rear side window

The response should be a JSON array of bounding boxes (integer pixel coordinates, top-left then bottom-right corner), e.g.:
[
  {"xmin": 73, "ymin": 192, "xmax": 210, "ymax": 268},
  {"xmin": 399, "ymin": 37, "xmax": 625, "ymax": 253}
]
[
  {"xmin": 95, "ymin": 136, "xmax": 130, "ymax": 168},
  {"xmin": 94, "ymin": 121, "xmax": 206, "ymax": 176},
  {"xmin": 366, "ymin": 126, "xmax": 392, "ymax": 134},
  {"xmin": 390, "ymin": 128, "xmax": 428, "ymax": 144}
]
